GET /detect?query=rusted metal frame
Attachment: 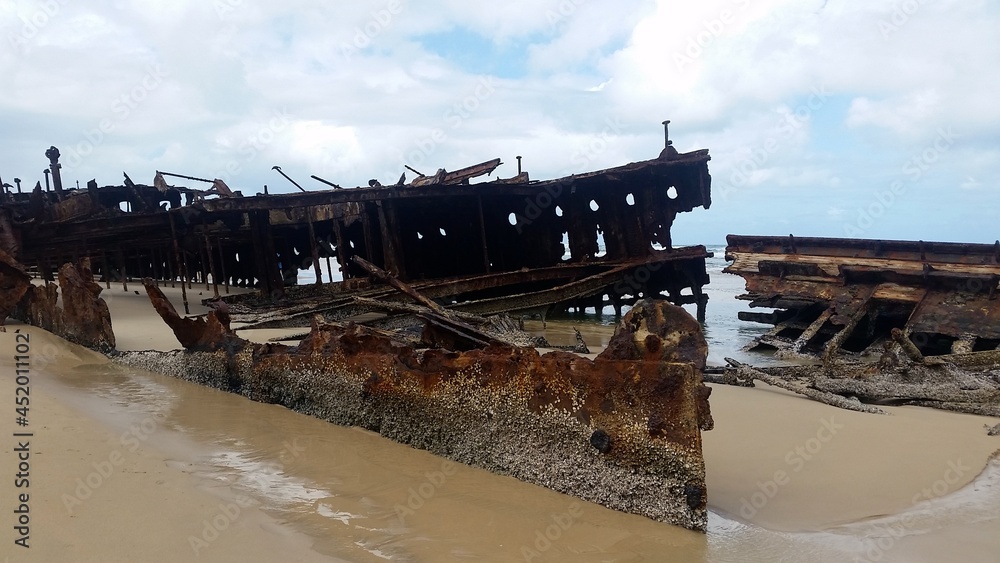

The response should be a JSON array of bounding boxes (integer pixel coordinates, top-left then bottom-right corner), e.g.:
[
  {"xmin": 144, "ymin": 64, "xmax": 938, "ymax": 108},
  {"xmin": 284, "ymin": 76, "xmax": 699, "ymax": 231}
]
[
  {"xmin": 167, "ymin": 211, "xmax": 190, "ymax": 315},
  {"xmin": 601, "ymin": 191, "xmax": 631, "ymax": 260},
  {"xmin": 450, "ymin": 261, "xmax": 649, "ymax": 316},
  {"xmin": 87, "ymin": 179, "xmax": 100, "ymax": 209},
  {"xmin": 197, "ymin": 227, "xmax": 210, "ymax": 291},
  {"xmin": 216, "ymin": 237, "xmax": 229, "ymax": 294},
  {"xmin": 305, "ymin": 209, "xmax": 323, "ymax": 285},
  {"xmin": 331, "ymin": 218, "xmax": 349, "ymax": 280},
  {"xmin": 662, "ymin": 211, "xmax": 676, "ymax": 251},
  {"xmin": 194, "ymin": 151, "xmax": 711, "ymax": 214},
  {"xmin": 438, "ymin": 157, "xmax": 502, "ymax": 185},
  {"xmin": 167, "ymin": 242, "xmax": 177, "ymax": 288},
  {"xmin": 116, "ymin": 248, "xmax": 128, "ymax": 292},
  {"xmin": 351, "ymin": 255, "xmax": 503, "ymax": 347},
  {"xmin": 405, "ymin": 246, "xmax": 711, "ymax": 302},
  {"xmin": 101, "ymin": 251, "xmax": 111, "ymax": 289},
  {"xmin": 134, "ymin": 247, "xmax": 144, "ymax": 280},
  {"xmin": 122, "ymin": 173, "xmax": 151, "ymax": 213},
  {"xmin": 415, "ymin": 313, "xmax": 492, "ymax": 350},
  {"xmin": 204, "ymin": 234, "xmax": 220, "ymax": 298},
  {"xmin": 183, "ymin": 246, "xmax": 192, "ymax": 290},
  {"xmin": 375, "ymin": 200, "xmax": 404, "ymax": 278},
  {"xmin": 563, "ymin": 186, "xmax": 588, "ymax": 261},
  {"xmin": 360, "ymin": 205, "xmax": 376, "ymax": 266},
  {"xmin": 247, "ymin": 210, "xmax": 283, "ymax": 299},
  {"xmin": 352, "ymin": 256, "xmax": 449, "ymax": 316},
  {"xmin": 476, "ymin": 195, "xmax": 491, "ymax": 274}
]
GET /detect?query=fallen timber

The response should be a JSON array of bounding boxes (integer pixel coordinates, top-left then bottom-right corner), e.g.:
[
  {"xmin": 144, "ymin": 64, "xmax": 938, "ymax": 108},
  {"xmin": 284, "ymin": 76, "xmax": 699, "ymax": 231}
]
[{"xmin": 117, "ymin": 289, "xmax": 714, "ymax": 531}]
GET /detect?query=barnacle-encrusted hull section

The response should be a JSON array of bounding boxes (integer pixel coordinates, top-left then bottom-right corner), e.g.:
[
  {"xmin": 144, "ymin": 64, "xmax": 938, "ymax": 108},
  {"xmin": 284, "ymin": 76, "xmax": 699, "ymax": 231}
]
[{"xmin": 116, "ymin": 292, "xmax": 713, "ymax": 531}]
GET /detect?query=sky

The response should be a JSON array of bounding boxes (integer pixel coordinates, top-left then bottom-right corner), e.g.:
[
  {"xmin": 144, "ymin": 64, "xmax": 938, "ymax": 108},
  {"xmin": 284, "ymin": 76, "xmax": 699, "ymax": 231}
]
[{"xmin": 1, "ymin": 0, "xmax": 997, "ymax": 246}]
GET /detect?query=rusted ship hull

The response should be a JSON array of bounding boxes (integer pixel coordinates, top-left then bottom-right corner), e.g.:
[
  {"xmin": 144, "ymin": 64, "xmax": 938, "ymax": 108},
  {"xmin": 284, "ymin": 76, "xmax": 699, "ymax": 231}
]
[
  {"xmin": 5, "ymin": 143, "xmax": 712, "ymax": 322},
  {"xmin": 114, "ymin": 290, "xmax": 713, "ymax": 531},
  {"xmin": 725, "ymin": 234, "xmax": 1000, "ymax": 359}
]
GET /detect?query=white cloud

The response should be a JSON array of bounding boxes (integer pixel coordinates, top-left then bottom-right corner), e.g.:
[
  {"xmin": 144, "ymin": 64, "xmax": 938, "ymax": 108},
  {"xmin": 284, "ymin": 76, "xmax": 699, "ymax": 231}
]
[{"xmin": 1, "ymin": 0, "xmax": 998, "ymax": 242}]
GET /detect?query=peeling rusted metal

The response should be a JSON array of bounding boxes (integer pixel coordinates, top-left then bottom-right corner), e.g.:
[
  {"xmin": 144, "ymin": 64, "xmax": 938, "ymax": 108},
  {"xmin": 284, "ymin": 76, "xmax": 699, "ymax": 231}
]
[
  {"xmin": 12, "ymin": 259, "xmax": 115, "ymax": 352},
  {"xmin": 120, "ymin": 296, "xmax": 712, "ymax": 530}
]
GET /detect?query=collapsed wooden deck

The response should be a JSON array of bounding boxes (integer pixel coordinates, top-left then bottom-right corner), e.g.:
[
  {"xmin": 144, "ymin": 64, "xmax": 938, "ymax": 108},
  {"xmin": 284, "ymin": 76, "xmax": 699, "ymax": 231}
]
[{"xmin": 726, "ymin": 235, "xmax": 1000, "ymax": 359}]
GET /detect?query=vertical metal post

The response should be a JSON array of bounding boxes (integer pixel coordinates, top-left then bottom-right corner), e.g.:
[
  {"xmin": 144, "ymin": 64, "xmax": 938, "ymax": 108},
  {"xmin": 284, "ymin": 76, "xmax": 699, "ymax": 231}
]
[
  {"xmin": 217, "ymin": 238, "xmax": 229, "ymax": 294},
  {"xmin": 476, "ymin": 196, "xmax": 491, "ymax": 273},
  {"xmin": 117, "ymin": 249, "xmax": 128, "ymax": 292},
  {"xmin": 306, "ymin": 211, "xmax": 322, "ymax": 285},
  {"xmin": 168, "ymin": 212, "xmax": 190, "ymax": 315},
  {"xmin": 205, "ymin": 235, "xmax": 220, "ymax": 298},
  {"xmin": 45, "ymin": 146, "xmax": 64, "ymax": 199},
  {"xmin": 102, "ymin": 252, "xmax": 111, "ymax": 289}
]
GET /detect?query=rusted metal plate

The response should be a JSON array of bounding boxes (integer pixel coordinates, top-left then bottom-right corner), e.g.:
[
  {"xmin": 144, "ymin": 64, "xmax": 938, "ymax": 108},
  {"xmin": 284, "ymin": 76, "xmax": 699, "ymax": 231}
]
[{"xmin": 120, "ymin": 297, "xmax": 713, "ymax": 530}]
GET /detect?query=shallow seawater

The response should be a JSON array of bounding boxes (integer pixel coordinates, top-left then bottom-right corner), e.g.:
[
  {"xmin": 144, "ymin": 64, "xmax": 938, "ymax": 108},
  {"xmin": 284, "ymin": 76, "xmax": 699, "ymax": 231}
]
[{"xmin": 527, "ymin": 245, "xmax": 776, "ymax": 367}]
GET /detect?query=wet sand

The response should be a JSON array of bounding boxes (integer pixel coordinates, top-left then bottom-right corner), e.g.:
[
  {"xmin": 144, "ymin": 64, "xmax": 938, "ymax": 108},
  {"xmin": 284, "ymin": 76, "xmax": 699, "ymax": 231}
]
[{"xmin": 1, "ymin": 283, "xmax": 999, "ymax": 562}]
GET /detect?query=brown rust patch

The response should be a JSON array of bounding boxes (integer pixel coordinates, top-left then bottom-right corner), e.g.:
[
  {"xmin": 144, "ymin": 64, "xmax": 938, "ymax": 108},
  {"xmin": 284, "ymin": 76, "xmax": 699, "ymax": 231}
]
[
  {"xmin": 14, "ymin": 259, "xmax": 115, "ymax": 352},
  {"xmin": 135, "ymin": 291, "xmax": 713, "ymax": 530}
]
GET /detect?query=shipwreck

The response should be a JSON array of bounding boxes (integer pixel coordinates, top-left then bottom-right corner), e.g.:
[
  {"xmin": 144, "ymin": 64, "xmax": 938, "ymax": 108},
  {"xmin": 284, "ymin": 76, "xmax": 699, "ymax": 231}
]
[
  {"xmin": 0, "ymin": 128, "xmax": 717, "ymax": 531},
  {"xmin": 718, "ymin": 234, "xmax": 1000, "ymax": 418},
  {"xmin": 725, "ymin": 234, "xmax": 1000, "ymax": 360}
]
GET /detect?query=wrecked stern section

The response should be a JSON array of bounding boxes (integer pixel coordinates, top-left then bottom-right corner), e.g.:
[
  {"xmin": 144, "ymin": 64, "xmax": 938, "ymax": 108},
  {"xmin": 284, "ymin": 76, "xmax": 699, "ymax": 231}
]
[{"xmin": 116, "ymin": 283, "xmax": 713, "ymax": 531}]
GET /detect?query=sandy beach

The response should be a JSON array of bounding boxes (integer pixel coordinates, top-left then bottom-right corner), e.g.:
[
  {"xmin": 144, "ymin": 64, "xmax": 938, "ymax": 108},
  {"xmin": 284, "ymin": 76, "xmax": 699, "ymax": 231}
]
[{"xmin": 1, "ymin": 282, "xmax": 999, "ymax": 562}]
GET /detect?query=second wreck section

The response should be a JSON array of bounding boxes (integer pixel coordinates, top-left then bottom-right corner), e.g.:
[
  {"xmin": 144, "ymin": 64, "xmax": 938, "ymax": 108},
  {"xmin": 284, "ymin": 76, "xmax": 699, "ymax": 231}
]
[{"xmin": 726, "ymin": 235, "xmax": 1000, "ymax": 359}]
